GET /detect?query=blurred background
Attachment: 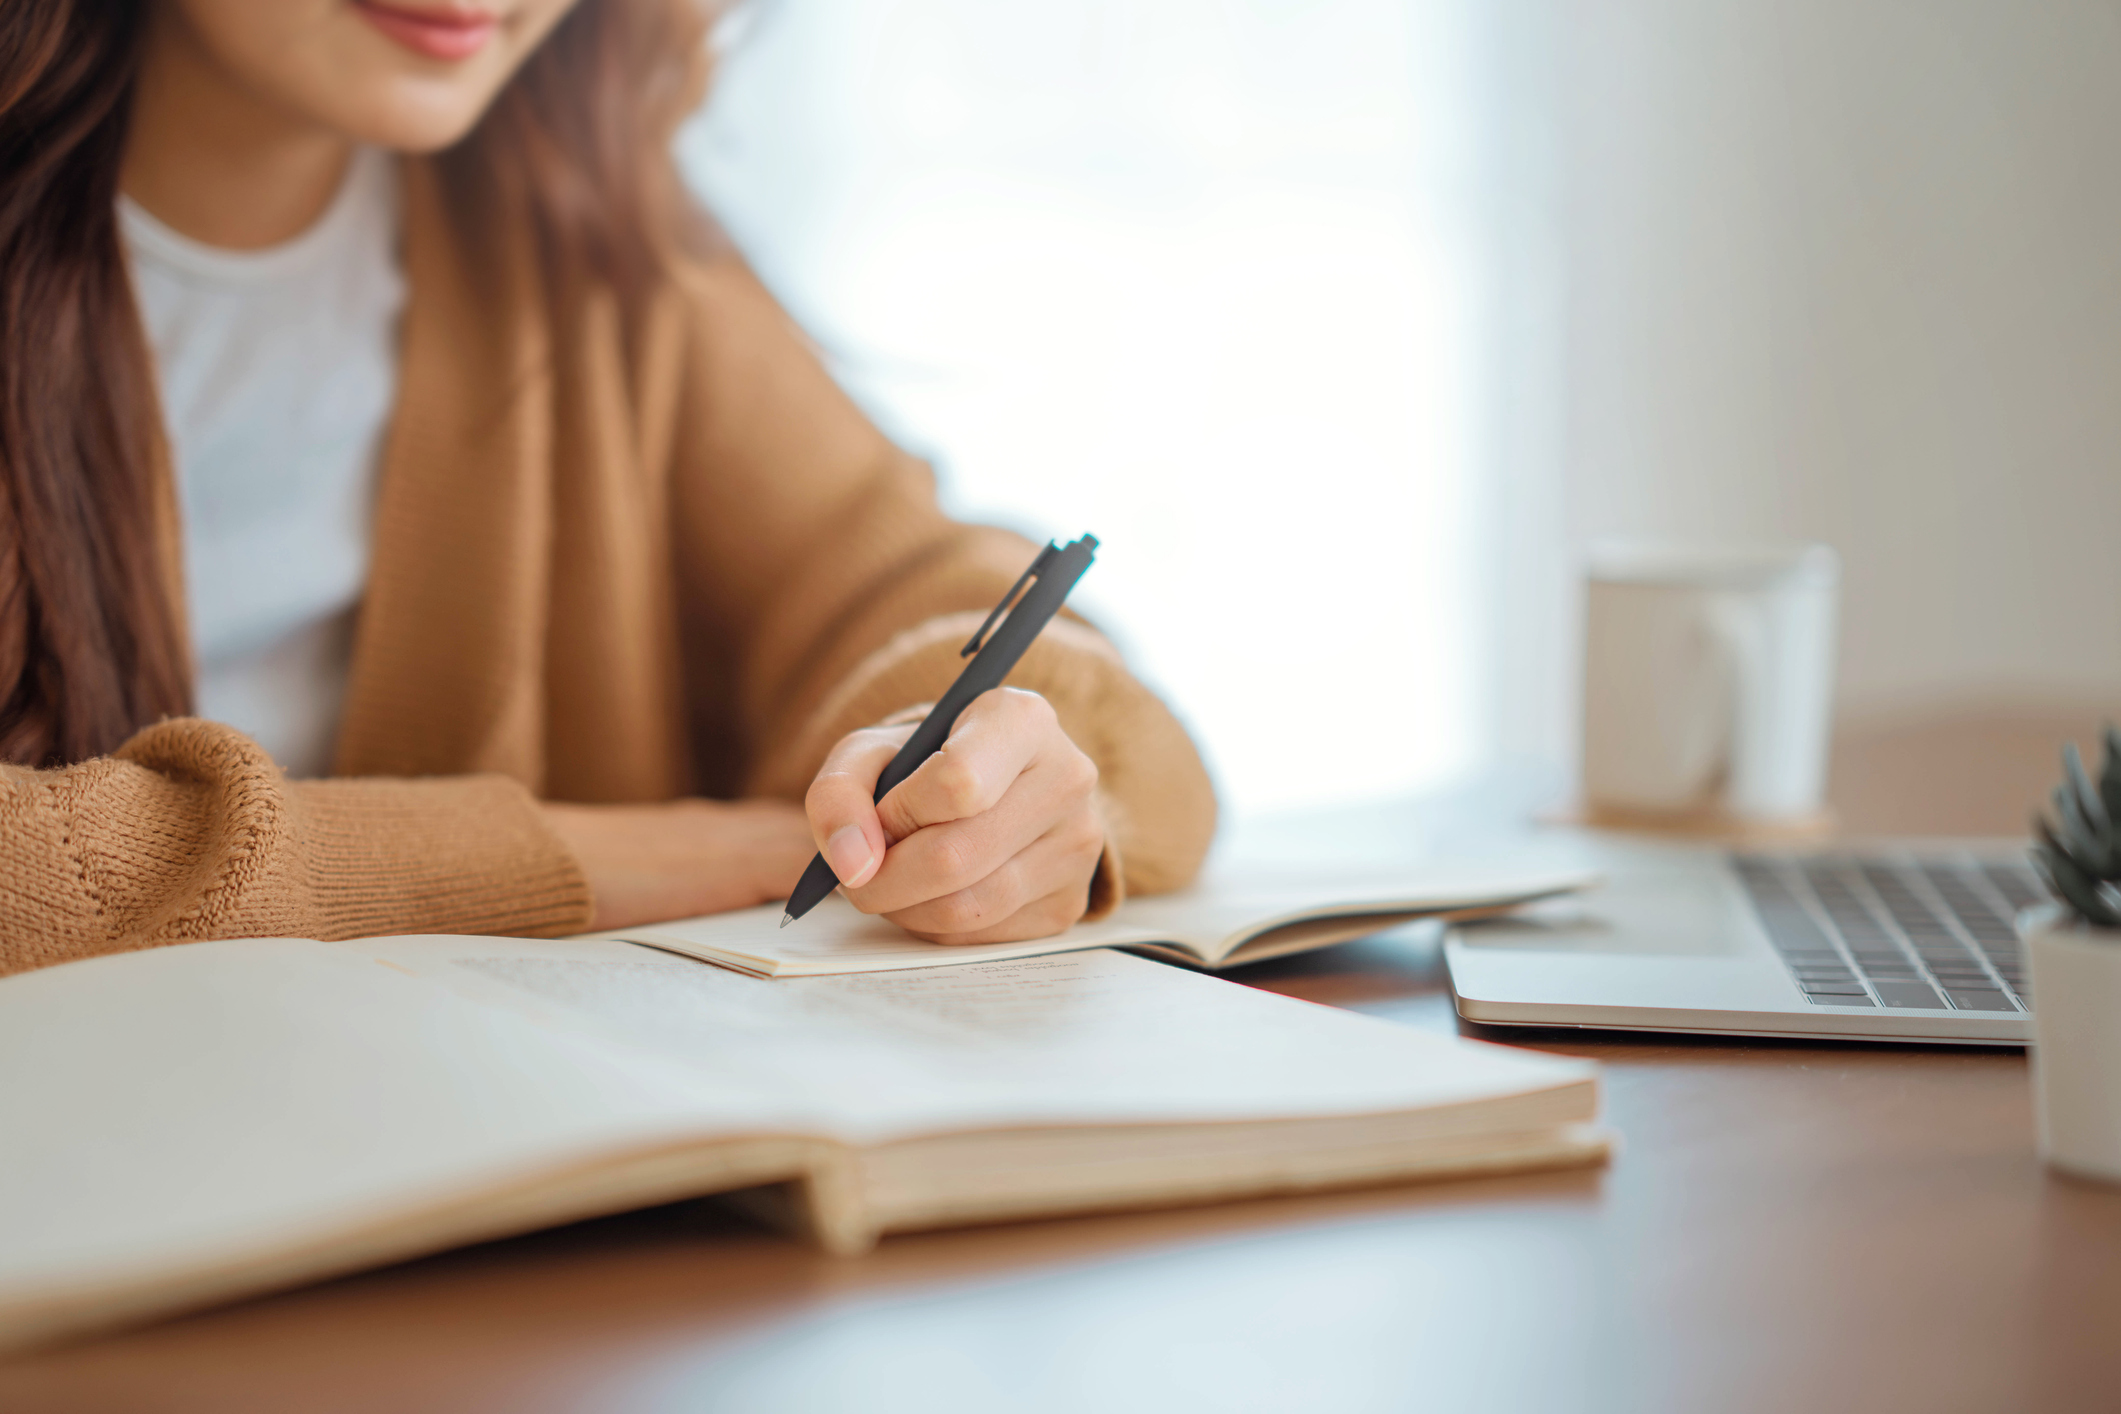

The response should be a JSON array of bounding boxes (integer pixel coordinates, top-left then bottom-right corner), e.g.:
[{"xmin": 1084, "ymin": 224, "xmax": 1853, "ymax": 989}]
[{"xmin": 680, "ymin": 0, "xmax": 2121, "ymax": 830}]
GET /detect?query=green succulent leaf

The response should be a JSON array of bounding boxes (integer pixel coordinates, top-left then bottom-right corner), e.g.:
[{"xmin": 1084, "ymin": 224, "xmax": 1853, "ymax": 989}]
[
  {"xmin": 2064, "ymin": 743, "xmax": 2109, "ymax": 828},
  {"xmin": 2101, "ymin": 724, "xmax": 2121, "ymax": 826},
  {"xmin": 2035, "ymin": 828, "xmax": 2121, "ymax": 928},
  {"xmin": 2037, "ymin": 732, "xmax": 2121, "ymax": 926},
  {"xmin": 2084, "ymin": 733, "xmax": 2121, "ymax": 875},
  {"xmin": 2051, "ymin": 776, "xmax": 2116, "ymax": 876}
]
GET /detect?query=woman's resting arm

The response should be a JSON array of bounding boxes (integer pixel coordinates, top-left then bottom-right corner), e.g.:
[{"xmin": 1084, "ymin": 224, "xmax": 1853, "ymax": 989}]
[{"xmin": 0, "ymin": 719, "xmax": 591, "ymax": 978}]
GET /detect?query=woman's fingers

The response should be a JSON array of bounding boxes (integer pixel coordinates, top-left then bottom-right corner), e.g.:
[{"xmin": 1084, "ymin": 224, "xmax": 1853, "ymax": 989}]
[
  {"xmin": 897, "ymin": 882, "xmax": 1101, "ymax": 947},
  {"xmin": 873, "ymin": 688, "xmax": 1051, "ymax": 840},
  {"xmin": 802, "ymin": 722, "xmax": 914, "ymax": 889},
  {"xmin": 846, "ymin": 693, "xmax": 1099, "ymax": 917},
  {"xmin": 845, "ymin": 750, "xmax": 1079, "ymax": 914},
  {"xmin": 808, "ymin": 685, "xmax": 1103, "ymax": 944},
  {"xmin": 875, "ymin": 812, "xmax": 1104, "ymax": 937}
]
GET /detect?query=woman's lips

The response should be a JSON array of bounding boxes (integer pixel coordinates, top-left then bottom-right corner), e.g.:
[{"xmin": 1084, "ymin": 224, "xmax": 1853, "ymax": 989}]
[{"xmin": 353, "ymin": 2, "xmax": 500, "ymax": 61}]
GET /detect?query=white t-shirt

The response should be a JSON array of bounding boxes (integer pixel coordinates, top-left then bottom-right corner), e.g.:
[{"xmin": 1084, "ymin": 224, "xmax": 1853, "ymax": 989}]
[{"xmin": 120, "ymin": 147, "xmax": 403, "ymax": 779}]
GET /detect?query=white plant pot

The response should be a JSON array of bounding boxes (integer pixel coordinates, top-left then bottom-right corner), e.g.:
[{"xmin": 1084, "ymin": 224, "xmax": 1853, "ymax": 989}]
[{"xmin": 2022, "ymin": 903, "xmax": 2121, "ymax": 1183}]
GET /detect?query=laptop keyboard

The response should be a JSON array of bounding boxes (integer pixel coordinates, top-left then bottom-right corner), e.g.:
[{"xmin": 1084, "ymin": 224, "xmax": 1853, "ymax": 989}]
[{"xmin": 1732, "ymin": 854, "xmax": 2046, "ymax": 1013}]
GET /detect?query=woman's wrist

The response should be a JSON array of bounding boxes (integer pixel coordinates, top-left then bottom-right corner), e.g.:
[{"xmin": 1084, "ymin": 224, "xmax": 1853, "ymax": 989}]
[{"xmin": 540, "ymin": 798, "xmax": 815, "ymax": 932}]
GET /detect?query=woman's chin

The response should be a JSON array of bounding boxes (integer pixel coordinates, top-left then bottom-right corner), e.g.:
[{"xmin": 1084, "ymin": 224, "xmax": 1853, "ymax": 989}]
[{"xmin": 326, "ymin": 80, "xmax": 506, "ymax": 154}]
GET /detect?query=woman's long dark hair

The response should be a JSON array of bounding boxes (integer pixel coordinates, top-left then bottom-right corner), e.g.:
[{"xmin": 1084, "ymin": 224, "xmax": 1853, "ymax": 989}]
[{"xmin": 0, "ymin": 0, "xmax": 718, "ymax": 767}]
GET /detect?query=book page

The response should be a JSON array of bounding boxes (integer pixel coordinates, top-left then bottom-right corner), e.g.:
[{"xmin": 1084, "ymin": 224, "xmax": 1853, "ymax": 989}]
[
  {"xmin": 595, "ymin": 862, "xmax": 1598, "ymax": 976},
  {"xmin": 356, "ymin": 936, "xmax": 1597, "ymax": 1147},
  {"xmin": 0, "ymin": 935, "xmax": 1597, "ymax": 1344},
  {"xmin": 0, "ymin": 940, "xmax": 783, "ymax": 1304}
]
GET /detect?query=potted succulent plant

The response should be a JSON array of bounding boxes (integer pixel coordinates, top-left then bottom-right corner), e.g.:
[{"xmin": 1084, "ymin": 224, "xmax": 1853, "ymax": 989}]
[{"xmin": 2025, "ymin": 726, "xmax": 2121, "ymax": 1182}]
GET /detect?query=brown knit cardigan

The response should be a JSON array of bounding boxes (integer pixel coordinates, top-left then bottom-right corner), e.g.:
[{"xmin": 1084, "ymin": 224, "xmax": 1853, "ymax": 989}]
[{"xmin": 0, "ymin": 163, "xmax": 1217, "ymax": 978}]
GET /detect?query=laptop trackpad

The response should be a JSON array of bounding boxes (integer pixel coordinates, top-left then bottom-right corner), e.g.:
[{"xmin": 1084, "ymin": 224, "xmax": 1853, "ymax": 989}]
[{"xmin": 1455, "ymin": 868, "xmax": 1754, "ymax": 958}]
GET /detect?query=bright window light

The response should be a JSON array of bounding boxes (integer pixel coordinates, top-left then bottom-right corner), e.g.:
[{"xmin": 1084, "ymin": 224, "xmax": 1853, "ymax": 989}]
[{"xmin": 682, "ymin": 0, "xmax": 1486, "ymax": 816}]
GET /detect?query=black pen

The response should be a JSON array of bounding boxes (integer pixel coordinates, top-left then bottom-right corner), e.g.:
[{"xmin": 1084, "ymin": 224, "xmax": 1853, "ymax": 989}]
[{"xmin": 780, "ymin": 533, "xmax": 1099, "ymax": 927}]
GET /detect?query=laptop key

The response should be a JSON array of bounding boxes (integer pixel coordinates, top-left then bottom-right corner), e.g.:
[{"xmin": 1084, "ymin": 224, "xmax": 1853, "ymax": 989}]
[{"xmin": 1744, "ymin": 854, "xmax": 2041, "ymax": 1023}]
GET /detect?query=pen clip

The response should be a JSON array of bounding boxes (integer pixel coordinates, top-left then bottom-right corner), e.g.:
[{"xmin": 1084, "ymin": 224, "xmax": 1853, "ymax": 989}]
[{"xmin": 961, "ymin": 542, "xmax": 1058, "ymax": 657}]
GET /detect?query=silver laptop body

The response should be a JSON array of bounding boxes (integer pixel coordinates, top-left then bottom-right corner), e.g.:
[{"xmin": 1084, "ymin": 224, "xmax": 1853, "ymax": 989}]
[{"xmin": 1443, "ymin": 835, "xmax": 2040, "ymax": 1045}]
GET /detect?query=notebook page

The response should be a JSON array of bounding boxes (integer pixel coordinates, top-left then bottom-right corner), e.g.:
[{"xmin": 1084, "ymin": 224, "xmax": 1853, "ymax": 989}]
[
  {"xmin": 595, "ymin": 863, "xmax": 1598, "ymax": 976},
  {"xmin": 1111, "ymin": 861, "xmax": 1600, "ymax": 962},
  {"xmin": 585, "ymin": 895, "xmax": 1182, "ymax": 976},
  {"xmin": 358, "ymin": 936, "xmax": 1598, "ymax": 1147}
]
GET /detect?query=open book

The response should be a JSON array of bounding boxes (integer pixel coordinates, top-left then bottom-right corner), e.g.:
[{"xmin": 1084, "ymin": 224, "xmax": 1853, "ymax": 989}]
[
  {"xmin": 0, "ymin": 932, "xmax": 1607, "ymax": 1354},
  {"xmin": 600, "ymin": 861, "xmax": 1599, "ymax": 978}
]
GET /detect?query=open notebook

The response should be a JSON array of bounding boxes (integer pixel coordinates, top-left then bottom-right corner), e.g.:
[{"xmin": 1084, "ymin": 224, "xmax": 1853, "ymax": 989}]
[
  {"xmin": 0, "ymin": 933, "xmax": 1606, "ymax": 1354},
  {"xmin": 599, "ymin": 861, "xmax": 1599, "ymax": 978}
]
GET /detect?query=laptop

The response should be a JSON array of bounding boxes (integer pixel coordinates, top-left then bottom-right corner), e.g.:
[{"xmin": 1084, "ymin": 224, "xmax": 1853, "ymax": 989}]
[{"xmin": 1443, "ymin": 835, "xmax": 2044, "ymax": 1045}]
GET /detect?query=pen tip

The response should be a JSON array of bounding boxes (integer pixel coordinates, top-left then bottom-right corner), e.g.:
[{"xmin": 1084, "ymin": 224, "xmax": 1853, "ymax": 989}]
[{"xmin": 779, "ymin": 912, "xmax": 794, "ymax": 929}]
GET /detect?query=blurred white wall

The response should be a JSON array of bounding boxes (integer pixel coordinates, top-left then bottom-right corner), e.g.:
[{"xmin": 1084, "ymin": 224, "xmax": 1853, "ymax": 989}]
[
  {"xmin": 681, "ymin": 0, "xmax": 2121, "ymax": 817},
  {"xmin": 684, "ymin": 0, "xmax": 1503, "ymax": 816},
  {"xmin": 1558, "ymin": 0, "xmax": 2121, "ymax": 745}
]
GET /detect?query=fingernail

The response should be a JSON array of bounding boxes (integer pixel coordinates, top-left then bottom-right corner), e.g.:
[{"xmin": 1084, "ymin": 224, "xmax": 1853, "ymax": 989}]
[{"xmin": 827, "ymin": 824, "xmax": 876, "ymax": 885}]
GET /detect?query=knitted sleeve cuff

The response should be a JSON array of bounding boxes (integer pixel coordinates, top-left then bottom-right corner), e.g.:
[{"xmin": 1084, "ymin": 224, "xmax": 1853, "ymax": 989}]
[
  {"xmin": 0, "ymin": 720, "xmax": 595, "ymax": 979},
  {"xmin": 288, "ymin": 773, "xmax": 594, "ymax": 942}
]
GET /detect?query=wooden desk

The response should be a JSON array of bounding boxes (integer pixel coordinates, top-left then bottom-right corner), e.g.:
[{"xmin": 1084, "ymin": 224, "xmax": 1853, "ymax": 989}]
[
  {"xmin": 7, "ymin": 930, "xmax": 2117, "ymax": 1414},
  {"xmin": 6, "ymin": 797, "xmax": 2120, "ymax": 1413}
]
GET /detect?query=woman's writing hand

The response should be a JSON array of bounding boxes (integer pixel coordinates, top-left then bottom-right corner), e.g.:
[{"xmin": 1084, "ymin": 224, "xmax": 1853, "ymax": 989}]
[
  {"xmin": 806, "ymin": 688, "xmax": 1104, "ymax": 943},
  {"xmin": 543, "ymin": 798, "xmax": 816, "ymax": 932}
]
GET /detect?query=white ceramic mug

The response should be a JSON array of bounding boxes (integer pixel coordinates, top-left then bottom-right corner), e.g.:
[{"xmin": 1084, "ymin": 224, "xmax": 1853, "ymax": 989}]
[{"xmin": 1581, "ymin": 542, "xmax": 1840, "ymax": 825}]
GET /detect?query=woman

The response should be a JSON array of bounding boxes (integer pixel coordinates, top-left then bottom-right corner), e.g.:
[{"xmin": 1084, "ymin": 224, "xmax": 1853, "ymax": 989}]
[{"xmin": 0, "ymin": 0, "xmax": 1216, "ymax": 976}]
